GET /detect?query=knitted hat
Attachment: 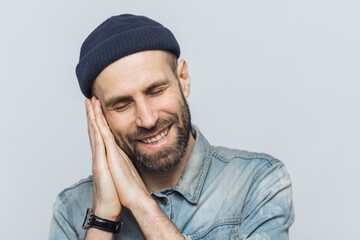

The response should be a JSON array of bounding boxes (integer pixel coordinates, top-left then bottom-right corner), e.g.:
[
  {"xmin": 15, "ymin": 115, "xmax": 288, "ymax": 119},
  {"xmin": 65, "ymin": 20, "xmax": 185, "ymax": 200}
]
[{"xmin": 75, "ymin": 14, "xmax": 181, "ymax": 98}]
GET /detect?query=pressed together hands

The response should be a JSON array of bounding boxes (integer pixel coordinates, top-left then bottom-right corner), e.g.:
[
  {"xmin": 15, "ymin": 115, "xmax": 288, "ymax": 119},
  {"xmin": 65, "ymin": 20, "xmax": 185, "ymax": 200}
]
[
  {"xmin": 85, "ymin": 97, "xmax": 184, "ymax": 240},
  {"xmin": 86, "ymin": 96, "xmax": 149, "ymax": 220}
]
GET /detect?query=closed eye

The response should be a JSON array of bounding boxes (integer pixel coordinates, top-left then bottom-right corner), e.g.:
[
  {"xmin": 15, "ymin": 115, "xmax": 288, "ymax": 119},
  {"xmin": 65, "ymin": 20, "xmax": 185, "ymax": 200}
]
[
  {"xmin": 114, "ymin": 103, "xmax": 130, "ymax": 112},
  {"xmin": 148, "ymin": 87, "xmax": 166, "ymax": 96}
]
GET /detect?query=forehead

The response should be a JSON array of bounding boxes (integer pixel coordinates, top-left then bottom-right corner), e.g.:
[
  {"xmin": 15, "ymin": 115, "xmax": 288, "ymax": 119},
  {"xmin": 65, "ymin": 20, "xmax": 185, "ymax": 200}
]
[{"xmin": 92, "ymin": 50, "xmax": 175, "ymax": 101}]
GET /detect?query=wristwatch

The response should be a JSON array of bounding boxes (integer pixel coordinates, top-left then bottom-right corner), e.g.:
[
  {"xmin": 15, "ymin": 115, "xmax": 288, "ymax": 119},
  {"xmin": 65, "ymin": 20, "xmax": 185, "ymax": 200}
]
[{"xmin": 82, "ymin": 208, "xmax": 122, "ymax": 233}]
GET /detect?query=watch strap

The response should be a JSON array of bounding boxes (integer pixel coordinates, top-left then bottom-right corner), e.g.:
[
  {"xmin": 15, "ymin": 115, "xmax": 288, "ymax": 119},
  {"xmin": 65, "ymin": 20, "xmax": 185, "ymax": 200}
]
[{"xmin": 82, "ymin": 208, "xmax": 122, "ymax": 233}]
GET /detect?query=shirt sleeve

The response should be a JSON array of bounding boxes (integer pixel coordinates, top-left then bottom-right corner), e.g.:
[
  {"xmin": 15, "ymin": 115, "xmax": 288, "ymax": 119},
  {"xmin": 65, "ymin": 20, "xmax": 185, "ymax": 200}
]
[
  {"xmin": 239, "ymin": 162, "xmax": 295, "ymax": 240},
  {"xmin": 49, "ymin": 193, "xmax": 79, "ymax": 240}
]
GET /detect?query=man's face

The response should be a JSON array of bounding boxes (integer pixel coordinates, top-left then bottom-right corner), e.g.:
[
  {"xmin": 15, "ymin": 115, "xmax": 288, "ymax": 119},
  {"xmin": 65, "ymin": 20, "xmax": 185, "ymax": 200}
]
[{"xmin": 93, "ymin": 50, "xmax": 192, "ymax": 172}]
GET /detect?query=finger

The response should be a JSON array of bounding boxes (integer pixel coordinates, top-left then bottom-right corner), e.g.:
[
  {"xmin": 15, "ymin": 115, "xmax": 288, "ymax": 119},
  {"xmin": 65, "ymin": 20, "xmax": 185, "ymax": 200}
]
[
  {"xmin": 93, "ymin": 100, "xmax": 130, "ymax": 163},
  {"xmin": 88, "ymin": 98, "xmax": 112, "ymax": 169},
  {"xmin": 95, "ymin": 112, "xmax": 120, "ymax": 158},
  {"xmin": 88, "ymin": 116, "xmax": 96, "ymax": 155},
  {"xmin": 85, "ymin": 99, "xmax": 95, "ymax": 126},
  {"xmin": 94, "ymin": 100, "xmax": 111, "ymax": 130},
  {"xmin": 90, "ymin": 97, "xmax": 108, "ymax": 129},
  {"xmin": 85, "ymin": 100, "xmax": 97, "ymax": 154},
  {"xmin": 91, "ymin": 118, "xmax": 108, "ymax": 171},
  {"xmin": 92, "ymin": 97, "xmax": 99, "ymax": 118},
  {"xmin": 87, "ymin": 98, "xmax": 105, "ymax": 157},
  {"xmin": 85, "ymin": 99, "xmax": 90, "ymax": 126},
  {"xmin": 91, "ymin": 96, "xmax": 97, "ymax": 110}
]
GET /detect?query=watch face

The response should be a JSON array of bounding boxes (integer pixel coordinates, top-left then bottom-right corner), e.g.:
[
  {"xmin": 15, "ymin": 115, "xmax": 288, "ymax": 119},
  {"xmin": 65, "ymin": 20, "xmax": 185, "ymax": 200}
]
[{"xmin": 82, "ymin": 208, "xmax": 93, "ymax": 229}]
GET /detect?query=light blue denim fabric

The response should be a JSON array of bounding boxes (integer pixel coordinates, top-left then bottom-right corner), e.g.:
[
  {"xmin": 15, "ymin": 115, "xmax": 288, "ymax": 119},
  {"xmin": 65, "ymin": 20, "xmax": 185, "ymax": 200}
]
[{"xmin": 49, "ymin": 125, "xmax": 294, "ymax": 240}]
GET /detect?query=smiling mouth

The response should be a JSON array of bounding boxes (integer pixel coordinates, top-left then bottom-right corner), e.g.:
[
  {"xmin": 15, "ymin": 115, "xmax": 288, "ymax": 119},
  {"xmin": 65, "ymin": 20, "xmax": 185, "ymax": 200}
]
[{"xmin": 139, "ymin": 127, "xmax": 170, "ymax": 144}]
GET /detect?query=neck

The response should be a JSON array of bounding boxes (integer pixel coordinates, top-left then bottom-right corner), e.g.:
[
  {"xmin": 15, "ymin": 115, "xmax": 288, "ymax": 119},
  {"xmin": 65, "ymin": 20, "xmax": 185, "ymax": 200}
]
[{"xmin": 137, "ymin": 133, "xmax": 195, "ymax": 192}]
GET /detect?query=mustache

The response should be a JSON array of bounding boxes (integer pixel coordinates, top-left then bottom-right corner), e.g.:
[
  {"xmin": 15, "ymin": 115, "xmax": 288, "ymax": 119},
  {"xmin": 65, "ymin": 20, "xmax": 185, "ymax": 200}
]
[{"xmin": 126, "ymin": 114, "xmax": 179, "ymax": 140}]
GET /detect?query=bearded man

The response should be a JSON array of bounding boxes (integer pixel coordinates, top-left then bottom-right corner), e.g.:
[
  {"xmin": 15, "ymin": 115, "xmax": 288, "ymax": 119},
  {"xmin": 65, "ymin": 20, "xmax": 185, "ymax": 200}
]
[{"xmin": 49, "ymin": 14, "xmax": 294, "ymax": 240}]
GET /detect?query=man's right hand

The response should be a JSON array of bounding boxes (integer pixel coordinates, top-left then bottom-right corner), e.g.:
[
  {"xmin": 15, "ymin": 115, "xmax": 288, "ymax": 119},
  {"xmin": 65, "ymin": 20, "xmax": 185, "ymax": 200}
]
[
  {"xmin": 86, "ymin": 97, "xmax": 122, "ymax": 221},
  {"xmin": 85, "ymin": 97, "xmax": 185, "ymax": 240}
]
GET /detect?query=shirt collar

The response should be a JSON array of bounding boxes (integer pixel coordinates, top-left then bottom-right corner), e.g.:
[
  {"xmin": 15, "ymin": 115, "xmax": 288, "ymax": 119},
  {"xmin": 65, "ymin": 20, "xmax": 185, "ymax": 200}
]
[{"xmin": 172, "ymin": 124, "xmax": 212, "ymax": 204}]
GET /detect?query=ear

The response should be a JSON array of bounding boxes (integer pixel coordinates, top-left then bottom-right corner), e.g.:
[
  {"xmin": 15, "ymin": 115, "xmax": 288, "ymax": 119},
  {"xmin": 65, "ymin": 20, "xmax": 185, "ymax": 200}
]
[{"xmin": 177, "ymin": 59, "xmax": 190, "ymax": 98}]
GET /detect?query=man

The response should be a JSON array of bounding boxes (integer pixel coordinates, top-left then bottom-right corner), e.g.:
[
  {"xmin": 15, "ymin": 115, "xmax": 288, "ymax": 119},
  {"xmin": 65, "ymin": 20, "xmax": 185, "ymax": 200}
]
[{"xmin": 49, "ymin": 14, "xmax": 294, "ymax": 240}]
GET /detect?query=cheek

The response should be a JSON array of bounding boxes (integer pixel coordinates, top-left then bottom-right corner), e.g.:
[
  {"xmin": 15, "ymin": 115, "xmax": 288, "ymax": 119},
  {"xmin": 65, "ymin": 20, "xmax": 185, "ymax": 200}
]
[{"xmin": 106, "ymin": 112, "xmax": 133, "ymax": 136}]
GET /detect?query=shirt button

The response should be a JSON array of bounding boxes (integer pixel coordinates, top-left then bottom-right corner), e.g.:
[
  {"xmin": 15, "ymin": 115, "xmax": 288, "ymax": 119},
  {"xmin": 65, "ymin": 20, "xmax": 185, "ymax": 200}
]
[{"xmin": 160, "ymin": 197, "xmax": 168, "ymax": 205}]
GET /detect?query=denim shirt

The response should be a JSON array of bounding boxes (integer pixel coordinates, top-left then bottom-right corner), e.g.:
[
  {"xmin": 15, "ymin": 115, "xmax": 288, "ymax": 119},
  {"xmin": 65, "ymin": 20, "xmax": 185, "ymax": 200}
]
[{"xmin": 49, "ymin": 126, "xmax": 294, "ymax": 240}]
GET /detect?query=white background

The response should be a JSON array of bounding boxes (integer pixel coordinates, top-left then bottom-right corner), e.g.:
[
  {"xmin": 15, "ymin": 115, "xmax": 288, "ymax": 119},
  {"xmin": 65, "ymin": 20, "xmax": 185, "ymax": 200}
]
[{"xmin": 1, "ymin": 0, "xmax": 359, "ymax": 239}]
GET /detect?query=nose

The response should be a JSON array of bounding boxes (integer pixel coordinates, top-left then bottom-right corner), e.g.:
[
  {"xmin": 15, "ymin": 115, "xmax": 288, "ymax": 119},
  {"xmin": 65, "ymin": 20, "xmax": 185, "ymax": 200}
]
[{"xmin": 135, "ymin": 99, "xmax": 159, "ymax": 129}]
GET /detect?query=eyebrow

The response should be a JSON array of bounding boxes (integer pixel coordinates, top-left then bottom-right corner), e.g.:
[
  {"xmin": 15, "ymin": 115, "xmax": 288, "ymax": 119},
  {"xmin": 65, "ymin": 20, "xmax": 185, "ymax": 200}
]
[{"xmin": 104, "ymin": 79, "xmax": 171, "ymax": 107}]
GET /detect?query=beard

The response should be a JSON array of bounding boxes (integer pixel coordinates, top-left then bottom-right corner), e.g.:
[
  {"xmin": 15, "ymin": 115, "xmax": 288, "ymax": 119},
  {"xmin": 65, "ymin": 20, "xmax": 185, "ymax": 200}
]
[{"xmin": 114, "ymin": 95, "xmax": 192, "ymax": 172}]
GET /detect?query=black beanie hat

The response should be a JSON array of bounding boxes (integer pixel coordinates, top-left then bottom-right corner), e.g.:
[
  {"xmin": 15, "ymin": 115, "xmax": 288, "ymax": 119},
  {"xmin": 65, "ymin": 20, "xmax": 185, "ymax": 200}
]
[{"xmin": 75, "ymin": 14, "xmax": 181, "ymax": 98}]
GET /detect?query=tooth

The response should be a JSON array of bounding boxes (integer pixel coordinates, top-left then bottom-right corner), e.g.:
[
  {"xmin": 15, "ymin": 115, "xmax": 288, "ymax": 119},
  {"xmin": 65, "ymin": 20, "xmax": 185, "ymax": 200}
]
[
  {"xmin": 150, "ymin": 137, "xmax": 156, "ymax": 142},
  {"xmin": 156, "ymin": 135, "xmax": 161, "ymax": 140},
  {"xmin": 161, "ymin": 132, "xmax": 165, "ymax": 138}
]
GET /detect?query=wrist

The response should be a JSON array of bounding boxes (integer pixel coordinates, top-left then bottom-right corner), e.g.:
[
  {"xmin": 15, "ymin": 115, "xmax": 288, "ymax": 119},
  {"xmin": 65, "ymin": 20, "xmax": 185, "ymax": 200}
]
[
  {"xmin": 128, "ymin": 194, "xmax": 159, "ymax": 218},
  {"xmin": 83, "ymin": 208, "xmax": 122, "ymax": 234},
  {"xmin": 93, "ymin": 206, "xmax": 121, "ymax": 221}
]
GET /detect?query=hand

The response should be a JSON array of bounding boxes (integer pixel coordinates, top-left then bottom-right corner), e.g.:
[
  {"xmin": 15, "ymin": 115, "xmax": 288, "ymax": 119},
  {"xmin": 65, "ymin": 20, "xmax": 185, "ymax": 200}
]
[
  {"xmin": 86, "ymin": 97, "xmax": 121, "ymax": 221},
  {"xmin": 88, "ymin": 97, "xmax": 185, "ymax": 240},
  {"xmin": 91, "ymin": 97, "xmax": 152, "ymax": 210}
]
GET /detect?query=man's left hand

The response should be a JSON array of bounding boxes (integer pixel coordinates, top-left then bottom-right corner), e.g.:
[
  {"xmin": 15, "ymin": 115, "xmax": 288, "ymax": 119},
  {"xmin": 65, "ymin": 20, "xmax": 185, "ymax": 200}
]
[{"xmin": 92, "ymin": 98, "xmax": 152, "ymax": 210}]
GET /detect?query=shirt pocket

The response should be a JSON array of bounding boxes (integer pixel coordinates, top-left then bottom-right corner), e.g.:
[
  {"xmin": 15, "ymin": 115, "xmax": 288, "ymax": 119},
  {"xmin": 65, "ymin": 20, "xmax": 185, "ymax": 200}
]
[{"xmin": 186, "ymin": 218, "xmax": 241, "ymax": 240}]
